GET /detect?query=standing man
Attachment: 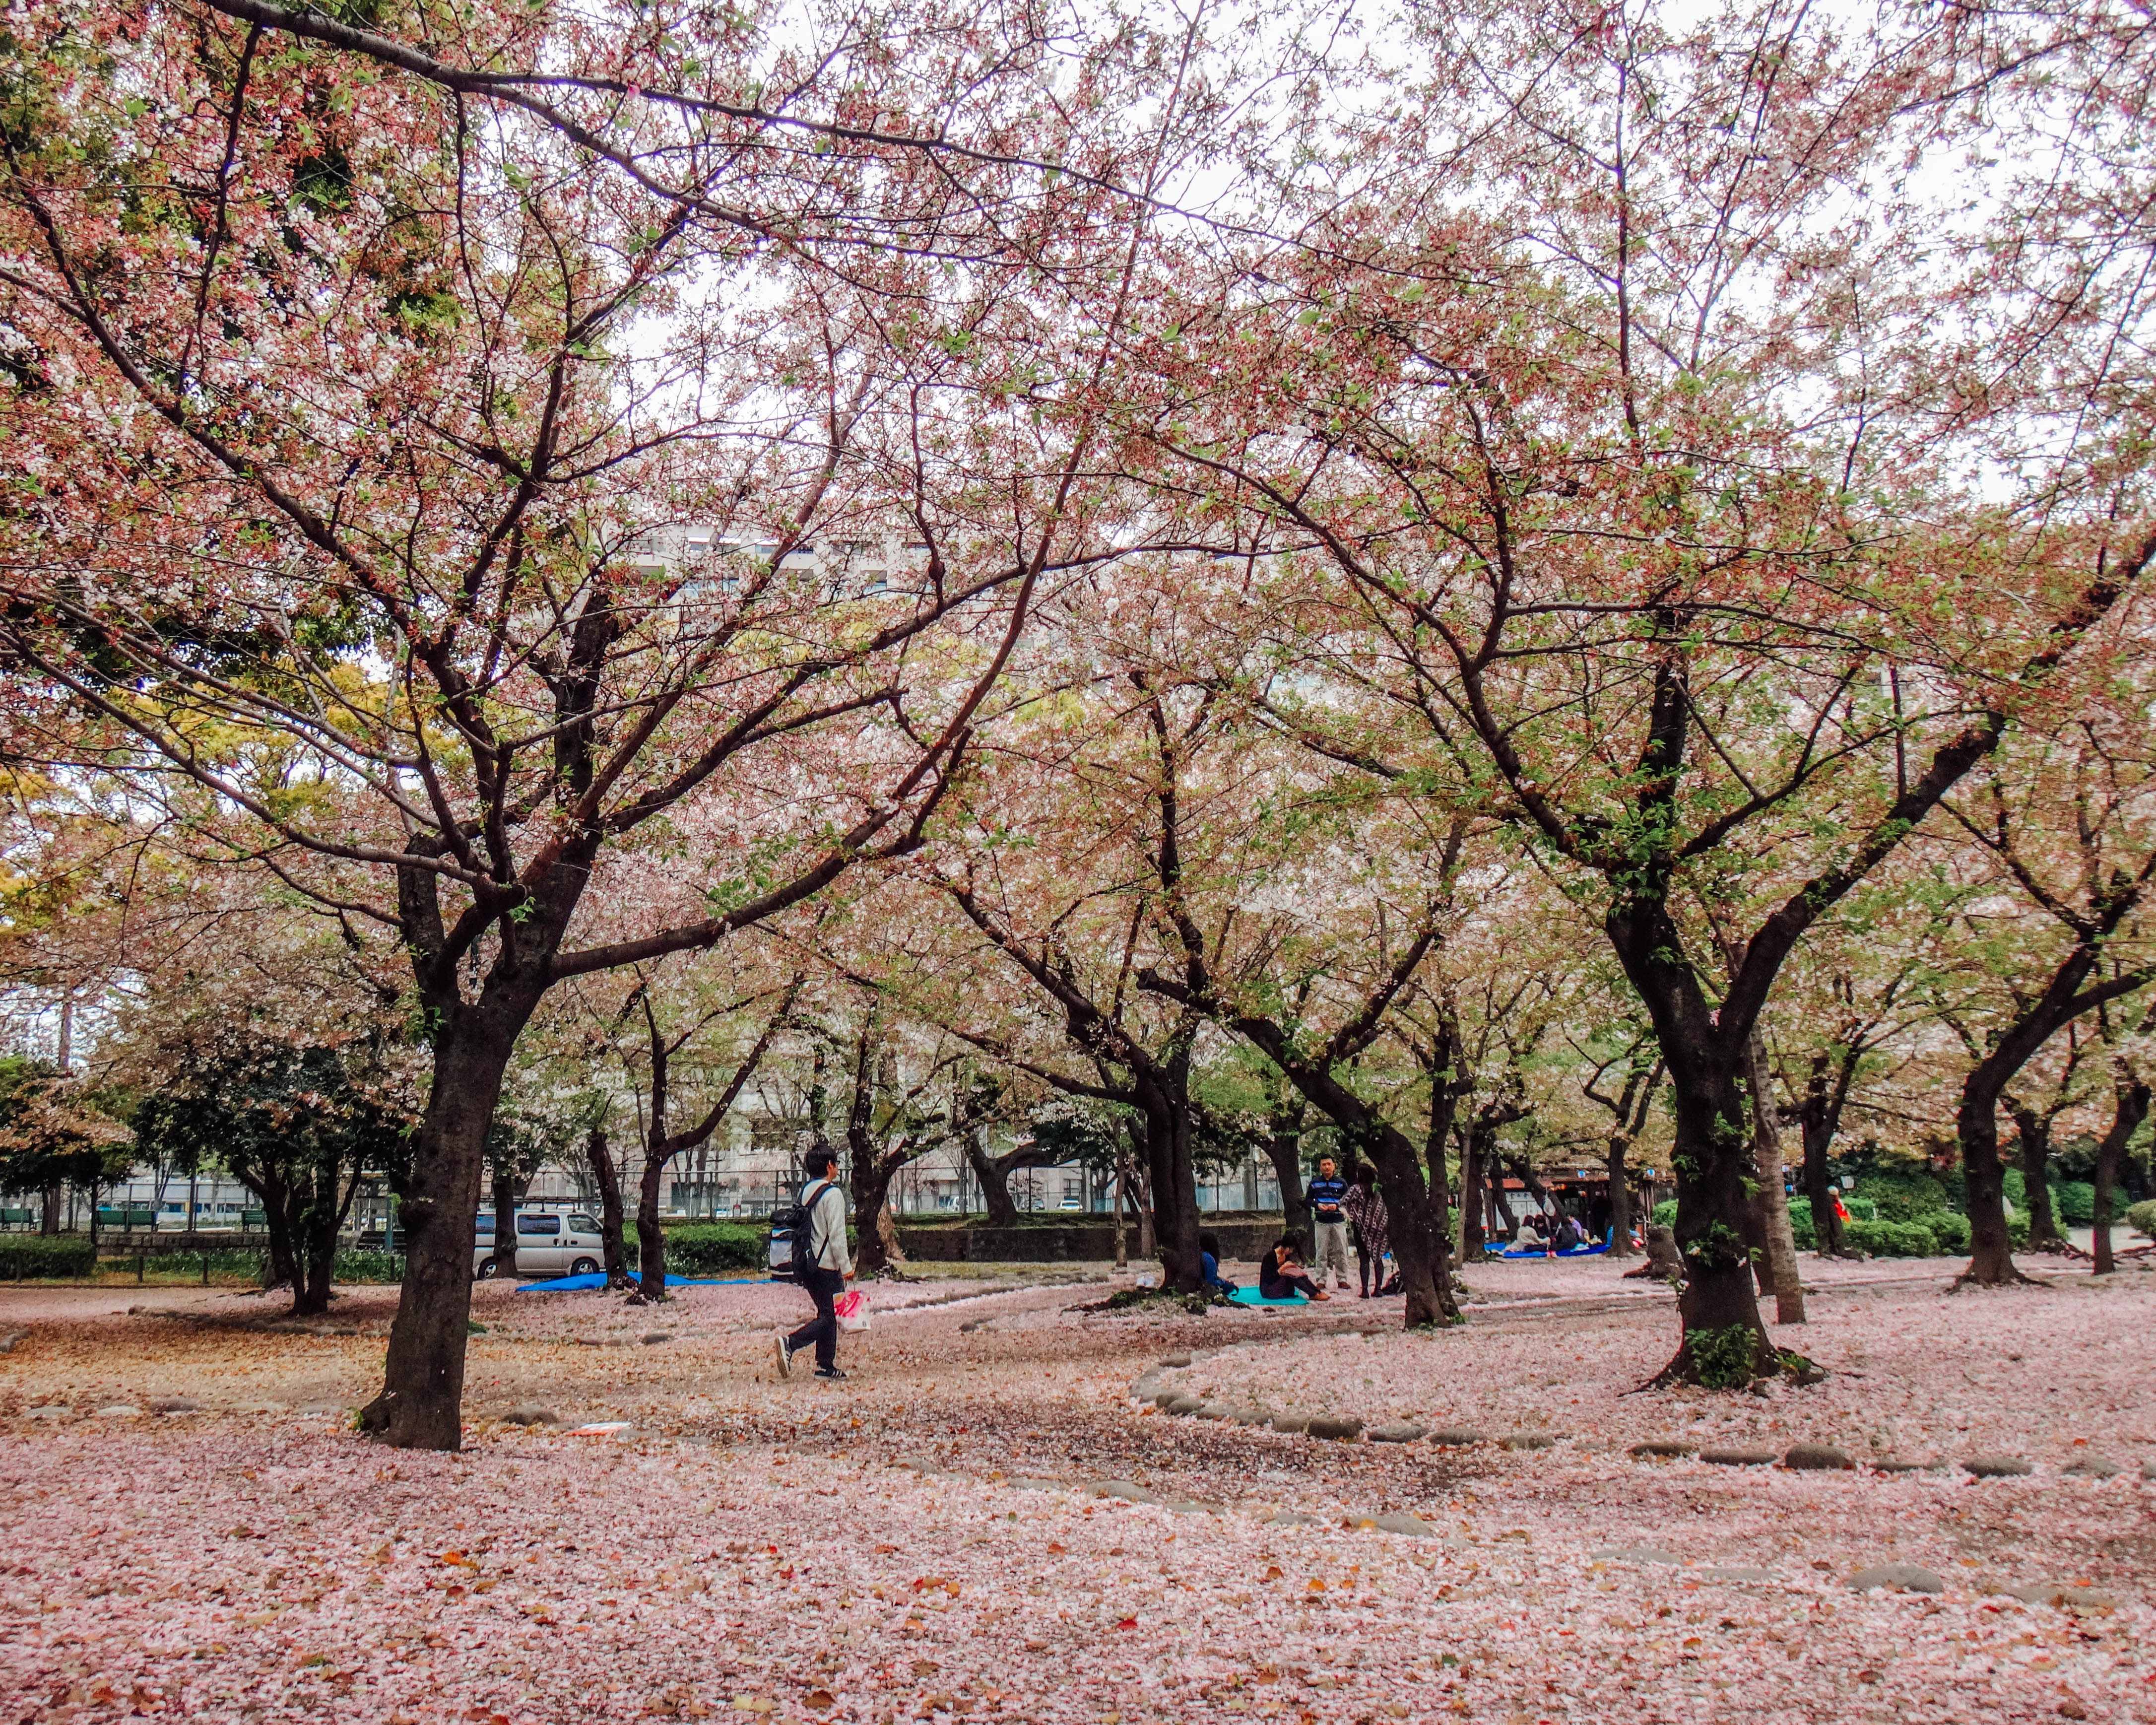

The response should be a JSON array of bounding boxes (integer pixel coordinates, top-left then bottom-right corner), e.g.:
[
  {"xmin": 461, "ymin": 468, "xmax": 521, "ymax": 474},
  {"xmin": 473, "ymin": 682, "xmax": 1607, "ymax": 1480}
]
[
  {"xmin": 775, "ymin": 1144, "xmax": 853, "ymax": 1381},
  {"xmin": 1305, "ymin": 1154, "xmax": 1352, "ymax": 1291}
]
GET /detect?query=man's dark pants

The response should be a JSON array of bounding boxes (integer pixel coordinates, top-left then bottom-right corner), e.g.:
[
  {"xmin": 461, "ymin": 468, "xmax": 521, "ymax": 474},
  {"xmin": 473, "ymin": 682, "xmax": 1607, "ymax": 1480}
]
[{"xmin": 787, "ymin": 1265, "xmax": 845, "ymax": 1371}]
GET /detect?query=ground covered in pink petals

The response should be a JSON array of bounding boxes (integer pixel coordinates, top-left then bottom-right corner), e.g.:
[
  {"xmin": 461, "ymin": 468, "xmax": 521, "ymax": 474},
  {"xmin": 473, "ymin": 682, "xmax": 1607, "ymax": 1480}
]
[{"xmin": 2, "ymin": 1256, "xmax": 2151, "ymax": 1724}]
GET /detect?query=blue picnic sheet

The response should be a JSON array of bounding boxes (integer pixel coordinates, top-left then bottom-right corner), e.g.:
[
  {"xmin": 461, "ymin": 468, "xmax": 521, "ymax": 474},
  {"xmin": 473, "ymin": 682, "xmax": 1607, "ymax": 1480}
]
[
  {"xmin": 1227, "ymin": 1287, "xmax": 1310, "ymax": 1307},
  {"xmin": 1495, "ymin": 1244, "xmax": 1608, "ymax": 1259},
  {"xmin": 514, "ymin": 1272, "xmax": 769, "ymax": 1292}
]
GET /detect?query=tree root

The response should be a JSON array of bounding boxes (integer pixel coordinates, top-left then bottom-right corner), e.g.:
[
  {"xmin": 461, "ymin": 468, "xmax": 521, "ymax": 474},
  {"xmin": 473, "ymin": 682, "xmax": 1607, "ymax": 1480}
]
[
  {"xmin": 1949, "ymin": 1263, "xmax": 2050, "ymax": 1290},
  {"xmin": 1638, "ymin": 1329, "xmax": 1827, "ymax": 1393}
]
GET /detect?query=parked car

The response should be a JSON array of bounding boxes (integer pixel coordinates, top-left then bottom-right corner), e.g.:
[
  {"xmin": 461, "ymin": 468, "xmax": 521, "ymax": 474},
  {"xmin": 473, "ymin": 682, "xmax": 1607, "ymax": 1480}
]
[{"xmin": 473, "ymin": 1210, "xmax": 607, "ymax": 1279}]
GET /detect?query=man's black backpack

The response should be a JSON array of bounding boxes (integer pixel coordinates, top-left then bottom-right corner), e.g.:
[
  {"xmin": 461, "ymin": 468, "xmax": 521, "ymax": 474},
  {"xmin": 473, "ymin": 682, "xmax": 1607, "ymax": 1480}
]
[{"xmin": 770, "ymin": 1181, "xmax": 833, "ymax": 1283}]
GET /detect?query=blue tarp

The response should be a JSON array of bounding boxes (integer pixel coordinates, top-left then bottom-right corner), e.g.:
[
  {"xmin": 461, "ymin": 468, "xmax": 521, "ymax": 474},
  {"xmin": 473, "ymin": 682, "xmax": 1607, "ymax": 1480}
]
[
  {"xmin": 1227, "ymin": 1287, "xmax": 1310, "ymax": 1307},
  {"xmin": 514, "ymin": 1272, "xmax": 770, "ymax": 1292},
  {"xmin": 1495, "ymin": 1244, "xmax": 1609, "ymax": 1260}
]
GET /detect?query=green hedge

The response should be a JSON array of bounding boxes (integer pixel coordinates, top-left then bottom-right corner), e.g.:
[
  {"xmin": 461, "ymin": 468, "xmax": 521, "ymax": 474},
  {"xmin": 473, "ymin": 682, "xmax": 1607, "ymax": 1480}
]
[
  {"xmin": 2055, "ymin": 1181, "xmax": 2095, "ymax": 1226},
  {"xmin": 1853, "ymin": 1169, "xmax": 1954, "ymax": 1222},
  {"xmin": 1914, "ymin": 1209, "xmax": 1971, "ymax": 1253},
  {"xmin": 1661, "ymin": 1194, "xmax": 1874, "ymax": 1246},
  {"xmin": 334, "ymin": 1250, "xmax": 405, "ymax": 1283},
  {"xmin": 2126, "ymin": 1198, "xmax": 2156, "ymax": 1239},
  {"xmin": 1844, "ymin": 1217, "xmax": 1940, "ymax": 1257},
  {"xmin": 0, "ymin": 1236, "xmax": 96, "ymax": 1279},
  {"xmin": 651, "ymin": 1221, "xmax": 768, "ymax": 1275}
]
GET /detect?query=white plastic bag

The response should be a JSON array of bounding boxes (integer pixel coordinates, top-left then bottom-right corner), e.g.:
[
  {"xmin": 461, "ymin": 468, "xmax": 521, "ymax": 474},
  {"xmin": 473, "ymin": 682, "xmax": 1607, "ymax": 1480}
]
[{"xmin": 834, "ymin": 1289, "xmax": 871, "ymax": 1332}]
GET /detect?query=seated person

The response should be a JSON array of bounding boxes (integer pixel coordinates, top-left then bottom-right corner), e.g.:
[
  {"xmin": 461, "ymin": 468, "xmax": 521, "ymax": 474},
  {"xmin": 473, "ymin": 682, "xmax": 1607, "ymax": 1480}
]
[
  {"xmin": 1199, "ymin": 1231, "xmax": 1237, "ymax": 1297},
  {"xmin": 1258, "ymin": 1236, "xmax": 1329, "ymax": 1301}
]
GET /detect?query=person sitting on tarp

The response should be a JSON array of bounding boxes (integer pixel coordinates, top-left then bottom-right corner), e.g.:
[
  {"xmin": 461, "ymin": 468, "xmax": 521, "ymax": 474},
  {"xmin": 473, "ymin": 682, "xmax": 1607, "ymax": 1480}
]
[
  {"xmin": 1199, "ymin": 1231, "xmax": 1237, "ymax": 1297},
  {"xmin": 1259, "ymin": 1236, "xmax": 1329, "ymax": 1302}
]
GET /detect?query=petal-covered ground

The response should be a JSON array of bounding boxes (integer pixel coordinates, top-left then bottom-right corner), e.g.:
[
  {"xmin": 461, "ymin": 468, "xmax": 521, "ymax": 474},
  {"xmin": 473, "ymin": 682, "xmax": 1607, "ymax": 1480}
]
[{"xmin": 1, "ymin": 1253, "xmax": 2151, "ymax": 1724}]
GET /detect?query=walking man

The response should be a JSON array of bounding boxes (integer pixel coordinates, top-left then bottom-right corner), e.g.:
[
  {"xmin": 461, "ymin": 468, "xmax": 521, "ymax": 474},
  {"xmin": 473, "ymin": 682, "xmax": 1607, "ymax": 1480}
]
[
  {"xmin": 775, "ymin": 1145, "xmax": 853, "ymax": 1381},
  {"xmin": 1305, "ymin": 1154, "xmax": 1352, "ymax": 1291}
]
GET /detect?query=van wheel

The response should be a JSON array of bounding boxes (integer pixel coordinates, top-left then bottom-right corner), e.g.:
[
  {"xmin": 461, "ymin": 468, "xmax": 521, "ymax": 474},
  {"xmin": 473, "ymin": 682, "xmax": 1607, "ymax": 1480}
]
[
  {"xmin": 570, "ymin": 1258, "xmax": 599, "ymax": 1277},
  {"xmin": 475, "ymin": 1257, "xmax": 498, "ymax": 1280}
]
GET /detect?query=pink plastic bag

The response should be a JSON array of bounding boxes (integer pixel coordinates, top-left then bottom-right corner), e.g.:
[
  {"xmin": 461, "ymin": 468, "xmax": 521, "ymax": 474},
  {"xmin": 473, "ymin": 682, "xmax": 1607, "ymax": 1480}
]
[{"xmin": 834, "ymin": 1289, "xmax": 870, "ymax": 1332}]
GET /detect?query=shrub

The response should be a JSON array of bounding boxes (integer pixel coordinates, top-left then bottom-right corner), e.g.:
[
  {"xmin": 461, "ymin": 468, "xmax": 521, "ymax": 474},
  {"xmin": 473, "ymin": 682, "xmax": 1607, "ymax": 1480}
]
[
  {"xmin": 1853, "ymin": 1168, "xmax": 1951, "ymax": 1222},
  {"xmin": 2054, "ymin": 1181, "xmax": 2095, "ymax": 1226},
  {"xmin": 2125, "ymin": 1198, "xmax": 2156, "ymax": 1239},
  {"xmin": 1913, "ymin": 1209, "xmax": 1970, "ymax": 1254},
  {"xmin": 1687, "ymin": 1324, "xmax": 1765, "ymax": 1390},
  {"xmin": 1787, "ymin": 1197, "xmax": 1815, "ymax": 1249},
  {"xmin": 0, "ymin": 1235, "xmax": 96, "ymax": 1279},
  {"xmin": 333, "ymin": 1250, "xmax": 405, "ymax": 1283},
  {"xmin": 660, "ymin": 1221, "xmax": 768, "ymax": 1276},
  {"xmin": 1843, "ymin": 1217, "xmax": 1939, "ymax": 1258},
  {"xmin": 1650, "ymin": 1199, "xmax": 1677, "ymax": 1227}
]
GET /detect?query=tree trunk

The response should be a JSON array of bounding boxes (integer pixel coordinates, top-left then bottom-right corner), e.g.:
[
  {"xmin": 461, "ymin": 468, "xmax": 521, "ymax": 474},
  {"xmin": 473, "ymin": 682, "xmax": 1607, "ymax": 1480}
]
[
  {"xmin": 1261, "ymin": 1095, "xmax": 1311, "ymax": 1251},
  {"xmin": 1799, "ymin": 1102, "xmax": 1844, "ymax": 1258},
  {"xmin": 1488, "ymin": 1162, "xmax": 1516, "ymax": 1237},
  {"xmin": 1960, "ymin": 1063, "xmax": 2033, "ymax": 1286},
  {"xmin": 2010, "ymin": 1105, "xmax": 2066, "ymax": 1253},
  {"xmin": 2090, "ymin": 1074, "xmax": 2149, "ymax": 1276},
  {"xmin": 634, "ymin": 1151, "xmax": 669, "ymax": 1302},
  {"xmin": 290, "ymin": 1167, "xmax": 348, "ymax": 1319},
  {"xmin": 964, "ymin": 1131, "xmax": 1024, "ymax": 1226},
  {"xmin": 250, "ymin": 1168, "xmax": 298, "ymax": 1291},
  {"xmin": 1143, "ymin": 1073, "xmax": 1203, "ymax": 1293},
  {"xmin": 1744, "ymin": 1032, "xmax": 1805, "ymax": 1324},
  {"xmin": 1604, "ymin": 1138, "xmax": 1633, "ymax": 1258},
  {"xmin": 358, "ymin": 1012, "xmax": 519, "ymax": 1451},
  {"xmin": 583, "ymin": 1127, "xmax": 630, "ymax": 1288},
  {"xmin": 1658, "ymin": 1043, "xmax": 1775, "ymax": 1384},
  {"xmin": 1127, "ymin": 1133, "xmax": 1156, "ymax": 1262},
  {"xmin": 491, "ymin": 1164, "xmax": 520, "ymax": 1282},
  {"xmin": 40, "ymin": 1178, "xmax": 61, "ymax": 1235},
  {"xmin": 1111, "ymin": 1152, "xmax": 1129, "ymax": 1268},
  {"xmin": 851, "ymin": 1152, "xmax": 906, "ymax": 1277},
  {"xmin": 1459, "ymin": 1126, "xmax": 1488, "ymax": 1261}
]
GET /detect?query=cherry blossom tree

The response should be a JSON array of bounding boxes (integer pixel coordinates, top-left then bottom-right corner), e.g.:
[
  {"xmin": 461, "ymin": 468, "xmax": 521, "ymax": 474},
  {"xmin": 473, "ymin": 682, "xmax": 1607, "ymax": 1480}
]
[
  {"xmin": 0, "ymin": 0, "xmax": 1224, "ymax": 1444},
  {"xmin": 1924, "ymin": 730, "xmax": 2156, "ymax": 1284},
  {"xmin": 1116, "ymin": 0, "xmax": 2155, "ymax": 1380}
]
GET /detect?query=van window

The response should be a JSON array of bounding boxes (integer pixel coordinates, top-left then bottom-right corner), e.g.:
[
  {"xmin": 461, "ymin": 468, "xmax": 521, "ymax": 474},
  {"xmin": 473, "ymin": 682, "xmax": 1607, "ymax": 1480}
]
[
  {"xmin": 569, "ymin": 1214, "xmax": 600, "ymax": 1234},
  {"xmin": 517, "ymin": 1214, "xmax": 562, "ymax": 1236}
]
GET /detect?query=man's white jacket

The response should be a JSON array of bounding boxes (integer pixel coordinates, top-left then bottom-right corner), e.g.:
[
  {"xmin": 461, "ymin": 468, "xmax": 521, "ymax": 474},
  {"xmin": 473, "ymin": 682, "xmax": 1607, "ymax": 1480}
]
[{"xmin": 803, "ymin": 1180, "xmax": 852, "ymax": 1276}]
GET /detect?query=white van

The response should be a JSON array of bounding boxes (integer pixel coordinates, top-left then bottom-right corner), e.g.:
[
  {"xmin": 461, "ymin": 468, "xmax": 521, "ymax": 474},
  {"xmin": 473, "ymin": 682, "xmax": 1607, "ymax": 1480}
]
[{"xmin": 473, "ymin": 1209, "xmax": 607, "ymax": 1280}]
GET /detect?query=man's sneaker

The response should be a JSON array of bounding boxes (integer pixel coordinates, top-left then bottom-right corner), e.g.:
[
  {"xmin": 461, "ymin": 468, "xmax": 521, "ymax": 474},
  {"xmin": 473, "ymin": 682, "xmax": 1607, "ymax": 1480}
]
[
  {"xmin": 773, "ymin": 1334, "xmax": 794, "ymax": 1378},
  {"xmin": 813, "ymin": 1366, "xmax": 848, "ymax": 1380}
]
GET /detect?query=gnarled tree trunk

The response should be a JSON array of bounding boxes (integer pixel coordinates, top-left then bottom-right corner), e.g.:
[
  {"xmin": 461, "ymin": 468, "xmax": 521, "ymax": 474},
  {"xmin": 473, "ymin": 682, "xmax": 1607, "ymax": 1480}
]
[
  {"xmin": 1798, "ymin": 1047, "xmax": 1851, "ymax": 1258},
  {"xmin": 1459, "ymin": 1124, "xmax": 1488, "ymax": 1261},
  {"xmin": 1744, "ymin": 1031, "xmax": 1805, "ymax": 1325},
  {"xmin": 1261, "ymin": 1091, "xmax": 1311, "ymax": 1252},
  {"xmin": 360, "ymin": 1008, "xmax": 523, "ymax": 1451},
  {"xmin": 2090, "ymin": 1071, "xmax": 2148, "ymax": 1276},
  {"xmin": 491, "ymin": 1165, "xmax": 521, "ymax": 1283},
  {"xmin": 583, "ymin": 1126, "xmax": 630, "ymax": 1288},
  {"xmin": 2009, "ymin": 1104, "xmax": 2067, "ymax": 1254}
]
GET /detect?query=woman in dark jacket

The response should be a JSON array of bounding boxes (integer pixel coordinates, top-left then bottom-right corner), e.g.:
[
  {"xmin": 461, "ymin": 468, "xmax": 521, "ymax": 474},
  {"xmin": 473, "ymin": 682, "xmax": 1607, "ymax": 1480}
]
[{"xmin": 1259, "ymin": 1236, "xmax": 1329, "ymax": 1301}]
